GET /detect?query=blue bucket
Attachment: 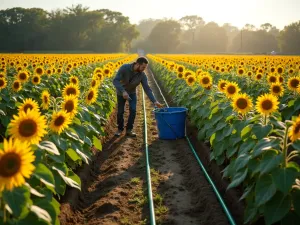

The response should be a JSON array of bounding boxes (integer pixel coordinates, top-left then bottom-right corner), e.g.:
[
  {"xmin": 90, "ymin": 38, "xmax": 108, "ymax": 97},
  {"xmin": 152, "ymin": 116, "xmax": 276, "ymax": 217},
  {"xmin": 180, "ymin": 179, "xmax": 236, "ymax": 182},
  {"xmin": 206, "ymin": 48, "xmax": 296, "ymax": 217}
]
[{"xmin": 154, "ymin": 107, "xmax": 188, "ymax": 140}]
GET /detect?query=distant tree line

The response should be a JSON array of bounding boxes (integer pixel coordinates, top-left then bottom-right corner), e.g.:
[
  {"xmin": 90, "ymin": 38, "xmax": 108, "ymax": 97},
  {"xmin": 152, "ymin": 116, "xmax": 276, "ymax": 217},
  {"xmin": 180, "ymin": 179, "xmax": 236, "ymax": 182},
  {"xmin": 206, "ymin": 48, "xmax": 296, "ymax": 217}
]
[
  {"xmin": 0, "ymin": 4, "xmax": 299, "ymax": 54},
  {"xmin": 133, "ymin": 16, "xmax": 300, "ymax": 54},
  {"xmin": 0, "ymin": 4, "xmax": 138, "ymax": 52}
]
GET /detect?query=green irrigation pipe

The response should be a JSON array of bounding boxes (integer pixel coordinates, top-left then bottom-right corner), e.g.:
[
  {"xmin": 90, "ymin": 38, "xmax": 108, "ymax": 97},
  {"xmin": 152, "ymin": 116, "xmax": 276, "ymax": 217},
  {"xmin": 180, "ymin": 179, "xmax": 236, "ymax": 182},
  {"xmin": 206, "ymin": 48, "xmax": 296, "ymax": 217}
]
[
  {"xmin": 142, "ymin": 87, "xmax": 156, "ymax": 225},
  {"xmin": 149, "ymin": 69, "xmax": 237, "ymax": 225}
]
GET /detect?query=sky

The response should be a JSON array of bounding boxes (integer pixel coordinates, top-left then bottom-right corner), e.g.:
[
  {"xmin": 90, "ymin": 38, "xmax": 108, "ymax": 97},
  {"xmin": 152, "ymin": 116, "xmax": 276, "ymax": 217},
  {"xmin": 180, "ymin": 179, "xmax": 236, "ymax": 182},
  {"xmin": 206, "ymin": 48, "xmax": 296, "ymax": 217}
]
[{"xmin": 0, "ymin": 0, "xmax": 299, "ymax": 29}]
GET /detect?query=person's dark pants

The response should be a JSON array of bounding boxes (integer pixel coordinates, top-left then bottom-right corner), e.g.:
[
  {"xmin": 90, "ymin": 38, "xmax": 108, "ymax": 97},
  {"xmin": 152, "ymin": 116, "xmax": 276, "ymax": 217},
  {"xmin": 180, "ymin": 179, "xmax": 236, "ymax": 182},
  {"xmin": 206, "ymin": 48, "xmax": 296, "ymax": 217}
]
[{"xmin": 117, "ymin": 93, "xmax": 137, "ymax": 131}]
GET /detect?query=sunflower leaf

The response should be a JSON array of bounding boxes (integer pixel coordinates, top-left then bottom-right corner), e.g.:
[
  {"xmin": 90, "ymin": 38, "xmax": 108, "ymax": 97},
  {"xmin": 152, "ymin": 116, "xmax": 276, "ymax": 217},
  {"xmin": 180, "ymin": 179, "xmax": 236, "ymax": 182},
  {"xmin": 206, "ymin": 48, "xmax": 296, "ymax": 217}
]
[
  {"xmin": 30, "ymin": 205, "xmax": 52, "ymax": 224},
  {"xmin": 76, "ymin": 148, "xmax": 90, "ymax": 164},
  {"xmin": 25, "ymin": 183, "xmax": 45, "ymax": 197},
  {"xmin": 52, "ymin": 167, "xmax": 81, "ymax": 190},
  {"xmin": 2, "ymin": 186, "xmax": 31, "ymax": 218},
  {"xmin": 0, "ymin": 109, "xmax": 5, "ymax": 115},
  {"xmin": 227, "ymin": 168, "xmax": 248, "ymax": 190},
  {"xmin": 33, "ymin": 164, "xmax": 55, "ymax": 189},
  {"xmin": 272, "ymin": 167, "xmax": 298, "ymax": 195},
  {"xmin": 255, "ymin": 174, "xmax": 277, "ymax": 206},
  {"xmin": 37, "ymin": 141, "xmax": 59, "ymax": 155},
  {"xmin": 264, "ymin": 192, "xmax": 291, "ymax": 225},
  {"xmin": 93, "ymin": 136, "xmax": 102, "ymax": 151}
]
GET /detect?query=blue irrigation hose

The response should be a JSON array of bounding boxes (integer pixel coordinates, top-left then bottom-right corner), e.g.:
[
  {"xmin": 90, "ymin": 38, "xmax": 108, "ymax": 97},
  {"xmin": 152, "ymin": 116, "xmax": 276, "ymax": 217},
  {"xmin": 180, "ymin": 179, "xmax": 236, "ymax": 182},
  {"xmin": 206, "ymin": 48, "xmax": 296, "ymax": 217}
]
[
  {"xmin": 142, "ymin": 87, "xmax": 156, "ymax": 225},
  {"xmin": 148, "ymin": 69, "xmax": 237, "ymax": 225}
]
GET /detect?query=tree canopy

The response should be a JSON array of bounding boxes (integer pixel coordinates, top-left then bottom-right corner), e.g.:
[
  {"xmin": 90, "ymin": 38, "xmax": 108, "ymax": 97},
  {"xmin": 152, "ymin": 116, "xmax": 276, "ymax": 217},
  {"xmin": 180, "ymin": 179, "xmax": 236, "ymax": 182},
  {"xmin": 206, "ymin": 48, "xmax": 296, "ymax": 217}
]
[
  {"xmin": 133, "ymin": 17, "xmax": 300, "ymax": 54},
  {"xmin": 0, "ymin": 5, "xmax": 139, "ymax": 52}
]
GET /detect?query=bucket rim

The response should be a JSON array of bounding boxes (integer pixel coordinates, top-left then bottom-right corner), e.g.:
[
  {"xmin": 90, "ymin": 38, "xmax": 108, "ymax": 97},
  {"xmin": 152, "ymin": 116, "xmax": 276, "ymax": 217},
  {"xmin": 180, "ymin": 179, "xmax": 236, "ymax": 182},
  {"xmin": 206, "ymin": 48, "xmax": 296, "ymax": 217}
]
[{"xmin": 153, "ymin": 107, "xmax": 188, "ymax": 114}]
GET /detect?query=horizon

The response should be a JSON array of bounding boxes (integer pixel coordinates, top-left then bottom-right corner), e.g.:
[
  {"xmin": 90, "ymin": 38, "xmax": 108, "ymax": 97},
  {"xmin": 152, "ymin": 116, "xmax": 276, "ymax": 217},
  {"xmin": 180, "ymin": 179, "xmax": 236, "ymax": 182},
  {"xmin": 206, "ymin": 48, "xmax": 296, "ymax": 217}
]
[{"xmin": 1, "ymin": 0, "xmax": 300, "ymax": 29}]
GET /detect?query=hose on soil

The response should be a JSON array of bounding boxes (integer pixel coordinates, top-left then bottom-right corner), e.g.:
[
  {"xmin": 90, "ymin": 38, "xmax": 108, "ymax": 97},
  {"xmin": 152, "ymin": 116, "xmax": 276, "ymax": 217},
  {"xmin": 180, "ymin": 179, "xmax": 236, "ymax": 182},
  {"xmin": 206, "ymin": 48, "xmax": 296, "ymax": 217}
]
[
  {"xmin": 142, "ymin": 87, "xmax": 156, "ymax": 225},
  {"xmin": 148, "ymin": 69, "xmax": 237, "ymax": 225}
]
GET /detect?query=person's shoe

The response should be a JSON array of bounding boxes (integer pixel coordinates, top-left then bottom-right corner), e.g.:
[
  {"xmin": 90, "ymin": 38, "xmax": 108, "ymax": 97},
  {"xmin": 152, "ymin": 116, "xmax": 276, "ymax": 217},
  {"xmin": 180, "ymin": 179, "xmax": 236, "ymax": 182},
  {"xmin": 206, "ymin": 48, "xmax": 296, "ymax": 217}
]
[
  {"xmin": 114, "ymin": 129, "xmax": 123, "ymax": 137},
  {"xmin": 126, "ymin": 129, "xmax": 137, "ymax": 137}
]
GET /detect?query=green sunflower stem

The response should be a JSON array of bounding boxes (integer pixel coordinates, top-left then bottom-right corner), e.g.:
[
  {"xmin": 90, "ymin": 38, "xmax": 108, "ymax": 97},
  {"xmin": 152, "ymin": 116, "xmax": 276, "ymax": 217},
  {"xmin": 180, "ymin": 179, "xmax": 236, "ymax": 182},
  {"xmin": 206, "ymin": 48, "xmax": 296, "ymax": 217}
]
[
  {"xmin": 264, "ymin": 114, "xmax": 267, "ymax": 126},
  {"xmin": 283, "ymin": 125, "xmax": 289, "ymax": 168}
]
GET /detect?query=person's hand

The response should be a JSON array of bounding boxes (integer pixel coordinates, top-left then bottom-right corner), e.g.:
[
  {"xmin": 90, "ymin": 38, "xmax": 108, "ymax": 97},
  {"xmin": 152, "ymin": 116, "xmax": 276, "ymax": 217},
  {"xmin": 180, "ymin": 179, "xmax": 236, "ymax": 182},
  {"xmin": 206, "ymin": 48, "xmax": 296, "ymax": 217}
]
[
  {"xmin": 154, "ymin": 101, "xmax": 164, "ymax": 108},
  {"xmin": 122, "ymin": 91, "xmax": 129, "ymax": 100}
]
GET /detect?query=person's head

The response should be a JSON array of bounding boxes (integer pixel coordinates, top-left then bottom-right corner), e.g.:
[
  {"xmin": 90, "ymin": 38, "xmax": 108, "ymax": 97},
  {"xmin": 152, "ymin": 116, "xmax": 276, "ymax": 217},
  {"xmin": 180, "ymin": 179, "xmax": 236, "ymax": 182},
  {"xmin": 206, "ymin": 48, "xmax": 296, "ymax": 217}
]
[{"xmin": 134, "ymin": 56, "xmax": 149, "ymax": 72}]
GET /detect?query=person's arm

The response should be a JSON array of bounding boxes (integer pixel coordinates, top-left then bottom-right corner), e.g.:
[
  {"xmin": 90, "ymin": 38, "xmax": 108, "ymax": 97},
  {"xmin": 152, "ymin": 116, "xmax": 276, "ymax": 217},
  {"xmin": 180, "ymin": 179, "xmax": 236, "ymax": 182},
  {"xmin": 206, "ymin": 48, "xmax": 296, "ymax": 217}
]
[
  {"xmin": 113, "ymin": 66, "xmax": 127, "ymax": 94},
  {"xmin": 141, "ymin": 73, "xmax": 157, "ymax": 103}
]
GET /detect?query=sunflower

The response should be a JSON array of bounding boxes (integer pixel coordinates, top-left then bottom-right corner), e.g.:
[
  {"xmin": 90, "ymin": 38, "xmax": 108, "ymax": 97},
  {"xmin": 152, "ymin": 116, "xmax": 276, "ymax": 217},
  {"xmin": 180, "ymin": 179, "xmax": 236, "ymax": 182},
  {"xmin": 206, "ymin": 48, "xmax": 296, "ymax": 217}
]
[
  {"xmin": 288, "ymin": 116, "xmax": 300, "ymax": 142},
  {"xmin": 237, "ymin": 68, "xmax": 245, "ymax": 76},
  {"xmin": 0, "ymin": 78, "xmax": 7, "ymax": 89},
  {"xmin": 18, "ymin": 98, "xmax": 40, "ymax": 113},
  {"xmin": 196, "ymin": 68, "xmax": 202, "ymax": 76},
  {"xmin": 267, "ymin": 74, "xmax": 278, "ymax": 83},
  {"xmin": 17, "ymin": 70, "xmax": 29, "ymax": 83},
  {"xmin": 41, "ymin": 90, "xmax": 50, "ymax": 110},
  {"xmin": 91, "ymin": 79, "xmax": 100, "ymax": 89},
  {"xmin": 177, "ymin": 73, "xmax": 184, "ymax": 79},
  {"xmin": 0, "ymin": 72, "xmax": 5, "ymax": 78},
  {"xmin": 255, "ymin": 73, "xmax": 263, "ymax": 80},
  {"xmin": 224, "ymin": 81, "xmax": 240, "ymax": 98},
  {"xmin": 220, "ymin": 67, "xmax": 226, "ymax": 73},
  {"xmin": 270, "ymin": 67, "xmax": 275, "ymax": 73},
  {"xmin": 247, "ymin": 71, "xmax": 253, "ymax": 77},
  {"xmin": 184, "ymin": 70, "xmax": 194, "ymax": 79},
  {"xmin": 62, "ymin": 83, "xmax": 80, "ymax": 99},
  {"xmin": 258, "ymin": 68, "xmax": 263, "ymax": 74},
  {"xmin": 255, "ymin": 93, "xmax": 279, "ymax": 116},
  {"xmin": 199, "ymin": 73, "xmax": 213, "ymax": 88},
  {"xmin": 103, "ymin": 67, "xmax": 111, "ymax": 77},
  {"xmin": 93, "ymin": 67, "xmax": 102, "ymax": 74},
  {"xmin": 61, "ymin": 95, "xmax": 78, "ymax": 118},
  {"xmin": 69, "ymin": 75, "xmax": 79, "ymax": 85},
  {"xmin": 288, "ymin": 68, "xmax": 295, "ymax": 75},
  {"xmin": 278, "ymin": 75, "xmax": 284, "ymax": 83},
  {"xmin": 8, "ymin": 109, "xmax": 47, "ymax": 145},
  {"xmin": 65, "ymin": 67, "xmax": 71, "ymax": 73},
  {"xmin": 57, "ymin": 68, "xmax": 62, "ymax": 74},
  {"xmin": 31, "ymin": 74, "xmax": 41, "ymax": 85},
  {"xmin": 0, "ymin": 138, "xmax": 35, "ymax": 191},
  {"xmin": 232, "ymin": 93, "xmax": 253, "ymax": 115},
  {"xmin": 85, "ymin": 88, "xmax": 98, "ymax": 105},
  {"xmin": 218, "ymin": 79, "xmax": 228, "ymax": 92},
  {"xmin": 34, "ymin": 66, "xmax": 44, "ymax": 76},
  {"xmin": 177, "ymin": 65, "xmax": 184, "ymax": 74},
  {"xmin": 168, "ymin": 64, "xmax": 175, "ymax": 70},
  {"xmin": 270, "ymin": 83, "xmax": 284, "ymax": 97},
  {"xmin": 97, "ymin": 72, "xmax": 104, "ymax": 81},
  {"xmin": 12, "ymin": 80, "xmax": 22, "ymax": 92},
  {"xmin": 277, "ymin": 65, "xmax": 284, "ymax": 74},
  {"xmin": 287, "ymin": 76, "xmax": 300, "ymax": 91},
  {"xmin": 46, "ymin": 68, "xmax": 52, "ymax": 76},
  {"xmin": 186, "ymin": 75, "xmax": 196, "ymax": 86},
  {"xmin": 49, "ymin": 110, "xmax": 72, "ymax": 134}
]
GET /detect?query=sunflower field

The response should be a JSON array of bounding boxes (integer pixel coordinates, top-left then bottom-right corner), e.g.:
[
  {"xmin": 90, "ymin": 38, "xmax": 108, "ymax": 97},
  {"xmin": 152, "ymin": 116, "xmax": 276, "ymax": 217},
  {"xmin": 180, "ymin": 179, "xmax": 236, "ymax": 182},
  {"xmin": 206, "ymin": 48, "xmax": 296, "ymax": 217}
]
[
  {"xmin": 148, "ymin": 54, "xmax": 300, "ymax": 225},
  {"xmin": 0, "ymin": 53, "xmax": 134, "ymax": 224}
]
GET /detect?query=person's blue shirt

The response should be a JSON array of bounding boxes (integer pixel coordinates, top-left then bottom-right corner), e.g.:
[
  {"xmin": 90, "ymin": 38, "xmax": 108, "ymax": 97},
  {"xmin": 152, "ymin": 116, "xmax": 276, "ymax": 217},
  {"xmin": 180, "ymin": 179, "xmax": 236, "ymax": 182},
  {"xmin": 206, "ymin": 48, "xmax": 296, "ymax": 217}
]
[{"xmin": 113, "ymin": 63, "xmax": 157, "ymax": 103}]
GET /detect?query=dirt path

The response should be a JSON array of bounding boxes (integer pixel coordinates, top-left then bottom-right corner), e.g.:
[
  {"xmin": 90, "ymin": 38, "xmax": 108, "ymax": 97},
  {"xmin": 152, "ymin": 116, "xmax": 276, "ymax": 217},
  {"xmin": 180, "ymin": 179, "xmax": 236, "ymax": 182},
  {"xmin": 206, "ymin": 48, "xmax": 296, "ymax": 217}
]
[
  {"xmin": 59, "ymin": 68, "xmax": 231, "ymax": 225},
  {"xmin": 145, "ymin": 69, "xmax": 229, "ymax": 225},
  {"xmin": 60, "ymin": 88, "xmax": 149, "ymax": 225}
]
